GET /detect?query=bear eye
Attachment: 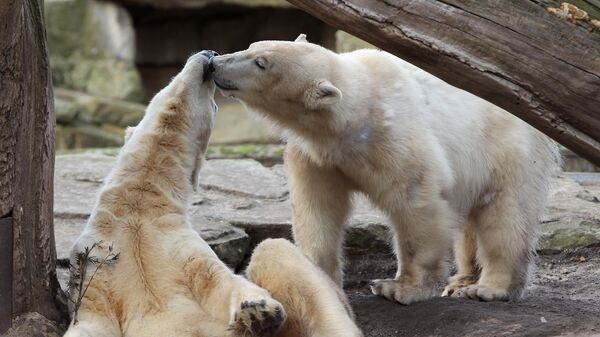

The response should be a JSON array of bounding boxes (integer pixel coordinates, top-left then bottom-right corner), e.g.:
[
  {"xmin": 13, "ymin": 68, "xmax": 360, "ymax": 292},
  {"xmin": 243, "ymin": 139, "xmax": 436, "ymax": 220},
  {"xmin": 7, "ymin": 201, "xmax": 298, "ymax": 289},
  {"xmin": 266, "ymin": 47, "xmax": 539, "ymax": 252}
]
[{"xmin": 255, "ymin": 57, "xmax": 267, "ymax": 70}]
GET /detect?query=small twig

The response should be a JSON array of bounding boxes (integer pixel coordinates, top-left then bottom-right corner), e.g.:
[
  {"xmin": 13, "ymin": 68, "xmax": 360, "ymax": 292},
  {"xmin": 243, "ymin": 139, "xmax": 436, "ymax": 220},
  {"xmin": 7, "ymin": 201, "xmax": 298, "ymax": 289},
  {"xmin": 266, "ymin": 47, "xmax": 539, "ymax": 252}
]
[{"xmin": 67, "ymin": 241, "xmax": 120, "ymax": 325}]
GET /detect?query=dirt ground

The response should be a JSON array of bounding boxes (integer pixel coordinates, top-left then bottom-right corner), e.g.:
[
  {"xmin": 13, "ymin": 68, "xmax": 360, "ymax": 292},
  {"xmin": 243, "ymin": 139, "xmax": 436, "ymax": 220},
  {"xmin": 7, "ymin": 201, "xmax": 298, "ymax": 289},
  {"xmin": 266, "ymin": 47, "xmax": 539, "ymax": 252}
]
[{"xmin": 345, "ymin": 247, "xmax": 600, "ymax": 337}]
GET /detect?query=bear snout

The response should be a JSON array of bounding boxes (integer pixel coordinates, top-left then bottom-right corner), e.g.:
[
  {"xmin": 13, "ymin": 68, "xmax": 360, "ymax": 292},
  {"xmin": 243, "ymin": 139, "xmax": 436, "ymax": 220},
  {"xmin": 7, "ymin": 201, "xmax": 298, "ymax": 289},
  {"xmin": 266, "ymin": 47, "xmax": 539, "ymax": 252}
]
[{"xmin": 189, "ymin": 50, "xmax": 218, "ymax": 82}]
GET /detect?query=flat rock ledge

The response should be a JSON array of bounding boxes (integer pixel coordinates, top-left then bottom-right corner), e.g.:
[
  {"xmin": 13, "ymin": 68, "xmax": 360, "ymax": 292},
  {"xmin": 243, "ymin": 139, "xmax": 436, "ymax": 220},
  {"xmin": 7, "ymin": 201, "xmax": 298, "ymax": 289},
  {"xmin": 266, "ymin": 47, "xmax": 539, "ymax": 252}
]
[{"xmin": 55, "ymin": 154, "xmax": 600, "ymax": 271}]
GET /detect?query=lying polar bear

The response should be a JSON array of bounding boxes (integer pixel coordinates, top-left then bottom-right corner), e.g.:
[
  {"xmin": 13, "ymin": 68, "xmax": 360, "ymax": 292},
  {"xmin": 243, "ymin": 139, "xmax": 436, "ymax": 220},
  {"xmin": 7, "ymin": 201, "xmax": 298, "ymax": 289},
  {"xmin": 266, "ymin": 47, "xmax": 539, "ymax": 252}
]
[
  {"xmin": 210, "ymin": 35, "xmax": 561, "ymax": 303},
  {"xmin": 64, "ymin": 50, "xmax": 362, "ymax": 337}
]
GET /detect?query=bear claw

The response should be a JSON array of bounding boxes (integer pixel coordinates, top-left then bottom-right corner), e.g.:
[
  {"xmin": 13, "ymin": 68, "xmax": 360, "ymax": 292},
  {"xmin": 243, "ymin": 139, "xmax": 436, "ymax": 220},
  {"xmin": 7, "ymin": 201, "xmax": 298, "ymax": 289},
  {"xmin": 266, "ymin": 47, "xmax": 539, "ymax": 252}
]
[{"xmin": 231, "ymin": 298, "xmax": 286, "ymax": 337}]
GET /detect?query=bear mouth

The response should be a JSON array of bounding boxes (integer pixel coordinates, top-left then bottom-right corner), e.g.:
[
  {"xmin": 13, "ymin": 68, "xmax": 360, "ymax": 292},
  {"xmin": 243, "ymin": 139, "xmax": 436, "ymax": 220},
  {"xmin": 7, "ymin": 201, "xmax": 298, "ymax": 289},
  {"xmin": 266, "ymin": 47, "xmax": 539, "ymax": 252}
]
[{"xmin": 214, "ymin": 79, "xmax": 239, "ymax": 91}]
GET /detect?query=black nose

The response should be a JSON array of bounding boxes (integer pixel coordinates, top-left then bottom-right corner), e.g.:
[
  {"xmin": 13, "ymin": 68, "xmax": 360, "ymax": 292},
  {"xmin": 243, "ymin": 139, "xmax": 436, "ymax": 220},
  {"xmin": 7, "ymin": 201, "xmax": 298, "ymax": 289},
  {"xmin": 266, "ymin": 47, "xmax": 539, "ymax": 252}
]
[{"xmin": 200, "ymin": 50, "xmax": 218, "ymax": 59}]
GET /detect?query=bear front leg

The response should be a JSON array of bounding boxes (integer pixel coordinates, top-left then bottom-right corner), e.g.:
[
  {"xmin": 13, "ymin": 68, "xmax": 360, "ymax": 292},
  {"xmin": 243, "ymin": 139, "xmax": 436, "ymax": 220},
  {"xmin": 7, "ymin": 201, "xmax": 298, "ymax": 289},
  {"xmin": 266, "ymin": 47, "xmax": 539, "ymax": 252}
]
[
  {"xmin": 370, "ymin": 197, "xmax": 454, "ymax": 304},
  {"xmin": 285, "ymin": 145, "xmax": 354, "ymax": 286},
  {"xmin": 180, "ymin": 234, "xmax": 286, "ymax": 336}
]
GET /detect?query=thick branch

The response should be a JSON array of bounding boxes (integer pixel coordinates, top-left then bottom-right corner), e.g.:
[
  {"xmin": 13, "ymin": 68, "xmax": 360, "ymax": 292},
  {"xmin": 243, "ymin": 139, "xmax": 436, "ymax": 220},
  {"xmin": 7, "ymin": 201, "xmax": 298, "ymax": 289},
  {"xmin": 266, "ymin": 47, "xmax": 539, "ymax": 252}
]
[{"xmin": 287, "ymin": 0, "xmax": 600, "ymax": 166}]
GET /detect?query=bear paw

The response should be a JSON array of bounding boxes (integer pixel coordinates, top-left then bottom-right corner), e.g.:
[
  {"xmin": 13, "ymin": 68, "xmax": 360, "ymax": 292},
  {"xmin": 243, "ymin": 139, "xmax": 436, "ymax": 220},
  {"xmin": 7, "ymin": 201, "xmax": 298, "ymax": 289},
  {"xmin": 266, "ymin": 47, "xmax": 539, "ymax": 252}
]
[
  {"xmin": 230, "ymin": 298, "xmax": 286, "ymax": 337},
  {"xmin": 370, "ymin": 278, "xmax": 434, "ymax": 305},
  {"xmin": 441, "ymin": 274, "xmax": 478, "ymax": 297},
  {"xmin": 454, "ymin": 284, "xmax": 509, "ymax": 301}
]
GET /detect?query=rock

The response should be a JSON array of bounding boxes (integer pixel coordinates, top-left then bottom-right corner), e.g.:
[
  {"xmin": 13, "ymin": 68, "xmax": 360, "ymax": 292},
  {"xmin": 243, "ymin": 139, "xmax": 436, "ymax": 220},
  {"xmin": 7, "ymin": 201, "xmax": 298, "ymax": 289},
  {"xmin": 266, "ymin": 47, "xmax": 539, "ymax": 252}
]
[
  {"xmin": 345, "ymin": 194, "xmax": 391, "ymax": 255},
  {"xmin": 54, "ymin": 155, "xmax": 254, "ymax": 269},
  {"xmin": 2, "ymin": 313, "xmax": 64, "ymax": 337},
  {"xmin": 53, "ymin": 88, "xmax": 147, "ymax": 150},
  {"xmin": 206, "ymin": 144, "xmax": 285, "ymax": 166},
  {"xmin": 54, "ymin": 154, "xmax": 600, "ymax": 258},
  {"xmin": 199, "ymin": 159, "xmax": 288, "ymax": 199},
  {"xmin": 54, "ymin": 217, "xmax": 250, "ymax": 269},
  {"xmin": 560, "ymin": 147, "xmax": 599, "ymax": 172},
  {"xmin": 55, "ymin": 88, "xmax": 146, "ymax": 127},
  {"xmin": 539, "ymin": 221, "xmax": 600, "ymax": 252},
  {"xmin": 45, "ymin": 0, "xmax": 144, "ymax": 102},
  {"xmin": 190, "ymin": 218, "xmax": 251, "ymax": 268},
  {"xmin": 209, "ymin": 103, "xmax": 278, "ymax": 144},
  {"xmin": 539, "ymin": 175, "xmax": 600, "ymax": 253},
  {"xmin": 54, "ymin": 154, "xmax": 113, "ymax": 218},
  {"xmin": 345, "ymin": 223, "xmax": 391, "ymax": 255},
  {"xmin": 54, "ymin": 96, "xmax": 79, "ymax": 124},
  {"xmin": 56, "ymin": 125, "xmax": 124, "ymax": 150}
]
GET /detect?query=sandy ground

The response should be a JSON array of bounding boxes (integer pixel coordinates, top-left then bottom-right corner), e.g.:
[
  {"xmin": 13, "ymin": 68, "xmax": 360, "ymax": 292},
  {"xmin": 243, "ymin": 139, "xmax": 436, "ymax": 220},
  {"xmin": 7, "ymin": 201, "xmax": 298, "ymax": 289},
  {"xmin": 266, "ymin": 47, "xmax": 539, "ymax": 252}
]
[{"xmin": 345, "ymin": 247, "xmax": 600, "ymax": 337}]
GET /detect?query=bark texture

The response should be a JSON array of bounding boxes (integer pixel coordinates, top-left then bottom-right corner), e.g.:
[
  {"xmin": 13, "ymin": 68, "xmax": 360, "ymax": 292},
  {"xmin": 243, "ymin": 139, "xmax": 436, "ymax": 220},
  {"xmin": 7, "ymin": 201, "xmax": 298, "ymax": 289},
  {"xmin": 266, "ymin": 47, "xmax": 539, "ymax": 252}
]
[
  {"xmin": 287, "ymin": 0, "xmax": 600, "ymax": 166},
  {"xmin": 0, "ymin": 0, "xmax": 64, "ymax": 329}
]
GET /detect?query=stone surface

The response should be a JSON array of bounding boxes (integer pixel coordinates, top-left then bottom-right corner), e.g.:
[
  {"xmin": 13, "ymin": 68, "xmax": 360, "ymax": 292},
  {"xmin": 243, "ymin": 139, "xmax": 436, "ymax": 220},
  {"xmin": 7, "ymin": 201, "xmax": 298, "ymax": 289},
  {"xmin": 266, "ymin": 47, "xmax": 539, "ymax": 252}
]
[
  {"xmin": 54, "ymin": 217, "xmax": 250, "ymax": 269},
  {"xmin": 54, "ymin": 88, "xmax": 147, "ymax": 150},
  {"xmin": 190, "ymin": 218, "xmax": 250, "ymax": 268},
  {"xmin": 54, "ymin": 154, "xmax": 600, "ymax": 268},
  {"xmin": 56, "ymin": 125, "xmax": 124, "ymax": 150},
  {"xmin": 46, "ymin": 0, "xmax": 144, "ymax": 102},
  {"xmin": 539, "ymin": 175, "xmax": 600, "ymax": 252},
  {"xmin": 209, "ymin": 103, "xmax": 278, "ymax": 144},
  {"xmin": 199, "ymin": 159, "xmax": 288, "ymax": 199},
  {"xmin": 561, "ymin": 146, "xmax": 599, "ymax": 172},
  {"xmin": 55, "ymin": 89, "xmax": 146, "ymax": 128}
]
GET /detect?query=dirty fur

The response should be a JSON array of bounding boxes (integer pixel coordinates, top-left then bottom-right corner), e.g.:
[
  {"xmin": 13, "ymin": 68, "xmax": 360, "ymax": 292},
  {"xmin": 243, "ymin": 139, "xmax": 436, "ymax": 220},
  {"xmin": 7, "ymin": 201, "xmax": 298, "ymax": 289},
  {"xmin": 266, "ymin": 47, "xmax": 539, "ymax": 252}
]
[
  {"xmin": 211, "ymin": 35, "xmax": 561, "ymax": 304},
  {"xmin": 63, "ymin": 52, "xmax": 361, "ymax": 337}
]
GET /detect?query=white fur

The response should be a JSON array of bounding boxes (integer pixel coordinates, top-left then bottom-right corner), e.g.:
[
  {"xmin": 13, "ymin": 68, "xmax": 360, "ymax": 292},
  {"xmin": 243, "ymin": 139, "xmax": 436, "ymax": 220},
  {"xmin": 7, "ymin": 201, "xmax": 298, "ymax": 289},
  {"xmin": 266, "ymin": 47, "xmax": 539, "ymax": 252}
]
[
  {"xmin": 211, "ymin": 35, "xmax": 561, "ymax": 303},
  {"xmin": 63, "ymin": 52, "xmax": 361, "ymax": 337}
]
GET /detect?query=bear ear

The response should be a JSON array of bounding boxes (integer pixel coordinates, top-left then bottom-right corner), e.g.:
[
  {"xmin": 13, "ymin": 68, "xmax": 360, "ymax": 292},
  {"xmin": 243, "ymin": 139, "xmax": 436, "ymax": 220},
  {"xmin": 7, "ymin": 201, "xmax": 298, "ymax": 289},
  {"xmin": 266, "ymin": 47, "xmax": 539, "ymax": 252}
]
[
  {"xmin": 294, "ymin": 34, "xmax": 308, "ymax": 43},
  {"xmin": 304, "ymin": 80, "xmax": 342, "ymax": 110}
]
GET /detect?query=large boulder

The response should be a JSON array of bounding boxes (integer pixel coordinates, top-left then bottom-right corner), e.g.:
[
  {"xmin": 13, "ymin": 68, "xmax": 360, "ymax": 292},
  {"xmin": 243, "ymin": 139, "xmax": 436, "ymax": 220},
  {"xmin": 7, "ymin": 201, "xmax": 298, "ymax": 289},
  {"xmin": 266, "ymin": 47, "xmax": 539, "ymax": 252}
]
[
  {"xmin": 53, "ymin": 89, "xmax": 147, "ymax": 150},
  {"xmin": 539, "ymin": 175, "xmax": 600, "ymax": 252},
  {"xmin": 45, "ymin": 0, "xmax": 144, "ymax": 102},
  {"xmin": 54, "ymin": 154, "xmax": 600, "ymax": 262}
]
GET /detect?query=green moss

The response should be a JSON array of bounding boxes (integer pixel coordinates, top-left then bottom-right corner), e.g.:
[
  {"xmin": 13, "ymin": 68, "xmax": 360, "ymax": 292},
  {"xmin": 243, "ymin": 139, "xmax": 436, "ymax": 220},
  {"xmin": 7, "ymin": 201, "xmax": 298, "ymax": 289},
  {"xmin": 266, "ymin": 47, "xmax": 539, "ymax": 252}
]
[
  {"xmin": 59, "ymin": 144, "xmax": 286, "ymax": 164},
  {"xmin": 208, "ymin": 144, "xmax": 284, "ymax": 161},
  {"xmin": 539, "ymin": 226, "xmax": 600, "ymax": 252}
]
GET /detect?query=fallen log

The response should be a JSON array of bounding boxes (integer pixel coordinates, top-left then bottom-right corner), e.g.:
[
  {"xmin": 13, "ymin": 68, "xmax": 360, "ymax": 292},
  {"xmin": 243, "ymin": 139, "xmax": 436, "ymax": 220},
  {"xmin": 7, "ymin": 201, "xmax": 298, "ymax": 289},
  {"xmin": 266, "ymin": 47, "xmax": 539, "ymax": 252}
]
[{"xmin": 287, "ymin": 0, "xmax": 600, "ymax": 166}]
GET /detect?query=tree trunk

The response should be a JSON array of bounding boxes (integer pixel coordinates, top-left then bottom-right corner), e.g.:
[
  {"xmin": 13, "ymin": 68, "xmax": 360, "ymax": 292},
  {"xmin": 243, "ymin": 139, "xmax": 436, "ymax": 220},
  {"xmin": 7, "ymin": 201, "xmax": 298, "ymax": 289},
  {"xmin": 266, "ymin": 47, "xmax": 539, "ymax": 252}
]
[
  {"xmin": 287, "ymin": 0, "xmax": 600, "ymax": 166},
  {"xmin": 0, "ymin": 0, "xmax": 65, "ymax": 331}
]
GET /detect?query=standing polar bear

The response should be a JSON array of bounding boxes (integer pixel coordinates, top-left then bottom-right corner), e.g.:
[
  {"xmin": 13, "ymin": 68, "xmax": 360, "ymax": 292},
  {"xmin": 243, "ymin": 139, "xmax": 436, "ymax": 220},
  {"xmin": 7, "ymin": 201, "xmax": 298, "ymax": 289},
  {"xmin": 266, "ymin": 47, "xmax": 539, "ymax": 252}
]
[
  {"xmin": 64, "ymin": 51, "xmax": 362, "ymax": 337},
  {"xmin": 210, "ymin": 35, "xmax": 560, "ymax": 303}
]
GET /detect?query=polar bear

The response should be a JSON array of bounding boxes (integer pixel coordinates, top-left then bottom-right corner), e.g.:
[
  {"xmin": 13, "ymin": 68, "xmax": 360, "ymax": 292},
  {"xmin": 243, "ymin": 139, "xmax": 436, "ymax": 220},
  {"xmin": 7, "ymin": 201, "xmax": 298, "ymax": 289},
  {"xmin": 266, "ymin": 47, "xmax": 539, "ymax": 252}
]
[
  {"xmin": 63, "ymin": 50, "xmax": 361, "ymax": 337},
  {"xmin": 210, "ymin": 35, "xmax": 560, "ymax": 303}
]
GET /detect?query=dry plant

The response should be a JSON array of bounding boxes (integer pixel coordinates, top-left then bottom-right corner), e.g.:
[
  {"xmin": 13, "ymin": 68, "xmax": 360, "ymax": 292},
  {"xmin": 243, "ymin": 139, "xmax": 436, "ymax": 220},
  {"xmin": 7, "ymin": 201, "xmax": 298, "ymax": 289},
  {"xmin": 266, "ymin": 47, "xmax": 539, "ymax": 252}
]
[{"xmin": 66, "ymin": 241, "xmax": 120, "ymax": 325}]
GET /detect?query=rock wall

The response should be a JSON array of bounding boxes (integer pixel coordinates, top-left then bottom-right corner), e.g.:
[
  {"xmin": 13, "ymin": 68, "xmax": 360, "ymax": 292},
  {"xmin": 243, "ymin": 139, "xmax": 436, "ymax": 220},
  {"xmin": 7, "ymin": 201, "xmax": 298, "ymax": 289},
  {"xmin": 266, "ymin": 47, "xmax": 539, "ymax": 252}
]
[
  {"xmin": 54, "ymin": 154, "xmax": 600, "ymax": 275},
  {"xmin": 46, "ymin": 0, "xmax": 144, "ymax": 103},
  {"xmin": 130, "ymin": 4, "xmax": 336, "ymax": 100},
  {"xmin": 47, "ymin": 0, "xmax": 338, "ymax": 149}
]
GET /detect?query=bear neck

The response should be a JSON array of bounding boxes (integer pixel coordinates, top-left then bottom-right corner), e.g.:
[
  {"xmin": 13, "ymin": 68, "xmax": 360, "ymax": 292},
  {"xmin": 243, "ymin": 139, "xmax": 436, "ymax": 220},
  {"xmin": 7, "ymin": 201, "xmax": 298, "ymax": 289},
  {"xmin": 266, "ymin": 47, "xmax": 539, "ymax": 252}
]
[{"xmin": 99, "ymin": 83, "xmax": 208, "ymax": 216}]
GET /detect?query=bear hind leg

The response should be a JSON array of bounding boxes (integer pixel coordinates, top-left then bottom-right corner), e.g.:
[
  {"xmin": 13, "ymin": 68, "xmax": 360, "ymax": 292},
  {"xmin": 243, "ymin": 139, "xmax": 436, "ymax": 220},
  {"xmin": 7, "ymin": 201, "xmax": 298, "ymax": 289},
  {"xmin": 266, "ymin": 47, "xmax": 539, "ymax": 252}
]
[
  {"xmin": 458, "ymin": 192, "xmax": 535, "ymax": 302},
  {"xmin": 442, "ymin": 221, "xmax": 480, "ymax": 297},
  {"xmin": 371, "ymin": 198, "xmax": 454, "ymax": 304}
]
